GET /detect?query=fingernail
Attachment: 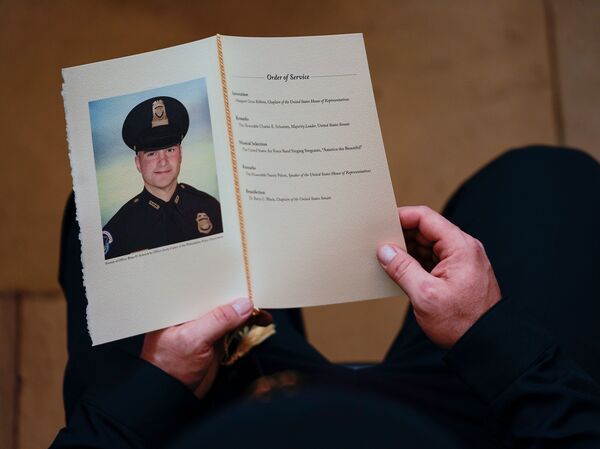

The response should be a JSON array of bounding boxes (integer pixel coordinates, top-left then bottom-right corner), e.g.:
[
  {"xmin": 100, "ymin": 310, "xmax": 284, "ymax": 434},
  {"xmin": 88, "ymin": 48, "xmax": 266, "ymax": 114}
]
[
  {"xmin": 377, "ymin": 245, "xmax": 398, "ymax": 265},
  {"xmin": 232, "ymin": 297, "xmax": 252, "ymax": 316}
]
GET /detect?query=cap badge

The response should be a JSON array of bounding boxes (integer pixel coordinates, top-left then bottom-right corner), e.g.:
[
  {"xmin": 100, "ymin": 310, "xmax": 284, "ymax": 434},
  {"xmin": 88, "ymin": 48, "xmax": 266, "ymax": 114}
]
[
  {"xmin": 151, "ymin": 99, "xmax": 169, "ymax": 128},
  {"xmin": 196, "ymin": 212, "xmax": 213, "ymax": 234}
]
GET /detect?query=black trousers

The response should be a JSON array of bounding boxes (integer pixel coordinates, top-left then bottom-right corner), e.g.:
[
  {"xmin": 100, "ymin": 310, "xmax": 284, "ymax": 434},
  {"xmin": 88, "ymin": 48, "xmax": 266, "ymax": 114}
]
[{"xmin": 61, "ymin": 146, "xmax": 600, "ymax": 446}]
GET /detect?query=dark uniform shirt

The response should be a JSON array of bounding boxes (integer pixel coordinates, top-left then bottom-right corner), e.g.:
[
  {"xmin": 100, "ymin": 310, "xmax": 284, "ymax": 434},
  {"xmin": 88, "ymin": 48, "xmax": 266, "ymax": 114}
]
[
  {"xmin": 49, "ymin": 298, "xmax": 600, "ymax": 449},
  {"xmin": 102, "ymin": 183, "xmax": 223, "ymax": 259}
]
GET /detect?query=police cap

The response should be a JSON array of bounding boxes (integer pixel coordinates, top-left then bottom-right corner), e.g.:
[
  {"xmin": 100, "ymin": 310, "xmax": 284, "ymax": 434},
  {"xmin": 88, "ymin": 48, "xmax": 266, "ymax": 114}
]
[{"xmin": 122, "ymin": 96, "xmax": 189, "ymax": 152}]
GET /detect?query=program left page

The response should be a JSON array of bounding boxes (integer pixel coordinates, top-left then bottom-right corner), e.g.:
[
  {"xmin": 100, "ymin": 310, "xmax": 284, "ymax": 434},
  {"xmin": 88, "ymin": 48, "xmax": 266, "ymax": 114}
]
[{"xmin": 63, "ymin": 37, "xmax": 247, "ymax": 345}]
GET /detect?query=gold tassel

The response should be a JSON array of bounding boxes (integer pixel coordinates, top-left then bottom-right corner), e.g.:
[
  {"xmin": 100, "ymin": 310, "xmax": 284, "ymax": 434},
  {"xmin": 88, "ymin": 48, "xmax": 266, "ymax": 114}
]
[{"xmin": 221, "ymin": 313, "xmax": 276, "ymax": 366}]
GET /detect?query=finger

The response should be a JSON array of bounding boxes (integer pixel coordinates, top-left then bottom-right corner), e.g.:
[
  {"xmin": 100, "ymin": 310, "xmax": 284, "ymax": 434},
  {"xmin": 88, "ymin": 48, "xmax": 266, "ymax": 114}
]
[
  {"xmin": 403, "ymin": 227, "xmax": 434, "ymax": 248},
  {"xmin": 398, "ymin": 206, "xmax": 458, "ymax": 239},
  {"xmin": 377, "ymin": 244, "xmax": 434, "ymax": 299},
  {"xmin": 187, "ymin": 298, "xmax": 254, "ymax": 346},
  {"xmin": 415, "ymin": 231, "xmax": 433, "ymax": 247},
  {"xmin": 398, "ymin": 206, "xmax": 462, "ymax": 258}
]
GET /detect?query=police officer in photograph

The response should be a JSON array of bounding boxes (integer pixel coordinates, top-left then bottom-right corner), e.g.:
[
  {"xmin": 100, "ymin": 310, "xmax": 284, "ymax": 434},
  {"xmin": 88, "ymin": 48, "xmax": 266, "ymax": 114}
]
[{"xmin": 102, "ymin": 96, "xmax": 223, "ymax": 259}]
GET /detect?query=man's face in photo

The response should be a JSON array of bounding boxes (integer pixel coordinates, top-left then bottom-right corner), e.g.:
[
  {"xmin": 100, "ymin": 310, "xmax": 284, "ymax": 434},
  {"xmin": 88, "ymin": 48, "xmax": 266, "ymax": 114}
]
[{"xmin": 135, "ymin": 144, "xmax": 182, "ymax": 190}]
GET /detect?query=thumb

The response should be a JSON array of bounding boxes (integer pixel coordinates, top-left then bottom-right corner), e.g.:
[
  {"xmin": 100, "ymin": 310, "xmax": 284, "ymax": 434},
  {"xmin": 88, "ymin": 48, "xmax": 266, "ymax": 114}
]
[
  {"xmin": 189, "ymin": 298, "xmax": 254, "ymax": 346},
  {"xmin": 377, "ymin": 244, "xmax": 432, "ymax": 299}
]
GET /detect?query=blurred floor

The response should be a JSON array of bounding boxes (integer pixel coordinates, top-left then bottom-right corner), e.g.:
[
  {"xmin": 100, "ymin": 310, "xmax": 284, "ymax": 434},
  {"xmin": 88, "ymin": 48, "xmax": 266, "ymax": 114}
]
[{"xmin": 0, "ymin": 0, "xmax": 598, "ymax": 447}]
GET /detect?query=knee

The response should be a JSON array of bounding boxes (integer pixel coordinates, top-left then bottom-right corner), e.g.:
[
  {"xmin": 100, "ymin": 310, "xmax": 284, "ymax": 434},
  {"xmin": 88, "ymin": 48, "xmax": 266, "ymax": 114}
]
[
  {"xmin": 493, "ymin": 145, "xmax": 598, "ymax": 174},
  {"xmin": 453, "ymin": 144, "xmax": 599, "ymax": 204}
]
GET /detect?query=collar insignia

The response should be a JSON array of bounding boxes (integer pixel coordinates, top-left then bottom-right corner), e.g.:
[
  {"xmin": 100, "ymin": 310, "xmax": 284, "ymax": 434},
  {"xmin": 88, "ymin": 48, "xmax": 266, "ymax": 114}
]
[{"xmin": 149, "ymin": 200, "xmax": 160, "ymax": 210}]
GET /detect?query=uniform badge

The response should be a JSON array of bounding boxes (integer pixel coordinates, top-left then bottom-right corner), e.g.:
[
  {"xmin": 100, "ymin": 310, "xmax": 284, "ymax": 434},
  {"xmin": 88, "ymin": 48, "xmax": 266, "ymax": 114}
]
[
  {"xmin": 102, "ymin": 230, "xmax": 113, "ymax": 255},
  {"xmin": 196, "ymin": 212, "xmax": 213, "ymax": 234}
]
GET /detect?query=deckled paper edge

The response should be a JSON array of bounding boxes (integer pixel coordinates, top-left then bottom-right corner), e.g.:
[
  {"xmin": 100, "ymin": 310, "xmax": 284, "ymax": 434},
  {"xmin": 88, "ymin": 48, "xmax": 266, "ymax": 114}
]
[{"xmin": 61, "ymin": 70, "xmax": 95, "ymax": 343}]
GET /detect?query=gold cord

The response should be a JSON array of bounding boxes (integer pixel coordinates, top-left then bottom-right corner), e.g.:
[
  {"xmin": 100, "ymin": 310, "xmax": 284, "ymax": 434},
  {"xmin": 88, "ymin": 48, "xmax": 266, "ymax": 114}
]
[{"xmin": 216, "ymin": 35, "xmax": 253, "ymax": 299}]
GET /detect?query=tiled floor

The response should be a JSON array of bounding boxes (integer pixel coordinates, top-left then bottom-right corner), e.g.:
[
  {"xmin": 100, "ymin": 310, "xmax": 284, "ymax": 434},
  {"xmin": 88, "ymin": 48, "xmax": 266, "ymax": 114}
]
[{"xmin": 1, "ymin": 0, "xmax": 598, "ymax": 447}]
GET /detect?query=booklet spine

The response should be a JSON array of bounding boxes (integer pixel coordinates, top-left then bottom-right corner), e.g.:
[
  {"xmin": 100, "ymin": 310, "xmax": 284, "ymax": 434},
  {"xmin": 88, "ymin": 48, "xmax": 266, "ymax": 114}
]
[{"xmin": 216, "ymin": 35, "xmax": 253, "ymax": 299}]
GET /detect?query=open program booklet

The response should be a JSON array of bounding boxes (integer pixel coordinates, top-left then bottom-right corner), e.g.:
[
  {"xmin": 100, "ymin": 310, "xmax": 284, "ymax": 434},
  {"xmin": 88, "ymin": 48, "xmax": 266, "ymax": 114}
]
[{"xmin": 63, "ymin": 33, "xmax": 405, "ymax": 344}]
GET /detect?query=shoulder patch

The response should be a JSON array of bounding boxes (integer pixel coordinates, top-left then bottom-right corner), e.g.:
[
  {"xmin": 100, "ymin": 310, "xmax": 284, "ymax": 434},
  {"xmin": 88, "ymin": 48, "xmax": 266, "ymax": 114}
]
[{"xmin": 103, "ymin": 230, "xmax": 113, "ymax": 255}]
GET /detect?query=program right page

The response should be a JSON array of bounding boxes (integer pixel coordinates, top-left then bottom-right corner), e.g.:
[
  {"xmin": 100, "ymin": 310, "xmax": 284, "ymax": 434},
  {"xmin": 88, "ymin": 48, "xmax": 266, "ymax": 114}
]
[{"xmin": 221, "ymin": 34, "xmax": 405, "ymax": 308}]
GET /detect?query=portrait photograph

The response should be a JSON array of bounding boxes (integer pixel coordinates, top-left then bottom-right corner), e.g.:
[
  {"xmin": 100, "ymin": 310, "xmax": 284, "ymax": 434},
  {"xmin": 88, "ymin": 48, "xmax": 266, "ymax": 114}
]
[{"xmin": 88, "ymin": 78, "xmax": 223, "ymax": 260}]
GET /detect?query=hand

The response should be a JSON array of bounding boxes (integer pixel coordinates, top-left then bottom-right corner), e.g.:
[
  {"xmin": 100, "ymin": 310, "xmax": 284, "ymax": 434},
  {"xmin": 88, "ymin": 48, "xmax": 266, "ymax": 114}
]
[
  {"xmin": 377, "ymin": 206, "xmax": 502, "ymax": 348},
  {"xmin": 140, "ymin": 297, "xmax": 255, "ymax": 399}
]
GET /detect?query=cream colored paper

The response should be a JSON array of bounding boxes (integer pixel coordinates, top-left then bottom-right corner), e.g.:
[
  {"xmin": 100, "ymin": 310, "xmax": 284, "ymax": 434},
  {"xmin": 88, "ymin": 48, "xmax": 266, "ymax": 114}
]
[
  {"xmin": 63, "ymin": 34, "xmax": 404, "ymax": 345},
  {"xmin": 220, "ymin": 34, "xmax": 404, "ymax": 308},
  {"xmin": 63, "ymin": 37, "xmax": 247, "ymax": 345}
]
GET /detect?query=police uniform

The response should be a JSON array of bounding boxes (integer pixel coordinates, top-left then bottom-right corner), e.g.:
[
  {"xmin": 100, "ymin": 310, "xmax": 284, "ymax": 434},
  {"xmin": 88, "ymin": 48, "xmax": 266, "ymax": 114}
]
[
  {"xmin": 103, "ymin": 183, "xmax": 223, "ymax": 259},
  {"xmin": 102, "ymin": 96, "xmax": 223, "ymax": 259}
]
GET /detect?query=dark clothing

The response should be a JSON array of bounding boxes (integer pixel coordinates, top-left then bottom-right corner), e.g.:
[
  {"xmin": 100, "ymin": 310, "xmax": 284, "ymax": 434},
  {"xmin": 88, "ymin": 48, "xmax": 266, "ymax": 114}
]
[
  {"xmin": 103, "ymin": 183, "xmax": 223, "ymax": 259},
  {"xmin": 52, "ymin": 146, "xmax": 600, "ymax": 448}
]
